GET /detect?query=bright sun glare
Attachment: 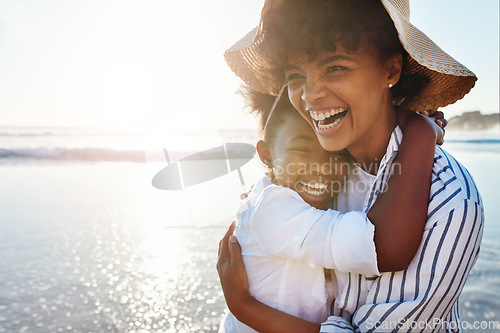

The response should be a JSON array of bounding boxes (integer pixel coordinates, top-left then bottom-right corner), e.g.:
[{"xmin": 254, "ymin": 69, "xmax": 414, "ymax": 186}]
[
  {"xmin": 0, "ymin": 1, "xmax": 496, "ymax": 130},
  {"xmin": 82, "ymin": 1, "xmax": 208, "ymax": 130},
  {"xmin": 0, "ymin": 0, "xmax": 249, "ymax": 131}
]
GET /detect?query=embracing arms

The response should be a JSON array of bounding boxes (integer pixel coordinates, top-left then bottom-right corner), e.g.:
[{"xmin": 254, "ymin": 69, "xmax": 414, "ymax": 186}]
[{"xmin": 217, "ymin": 110, "xmax": 445, "ymax": 332}]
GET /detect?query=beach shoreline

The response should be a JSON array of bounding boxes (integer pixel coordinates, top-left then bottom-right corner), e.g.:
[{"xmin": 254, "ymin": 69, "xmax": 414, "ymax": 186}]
[{"xmin": 0, "ymin": 132, "xmax": 498, "ymax": 332}]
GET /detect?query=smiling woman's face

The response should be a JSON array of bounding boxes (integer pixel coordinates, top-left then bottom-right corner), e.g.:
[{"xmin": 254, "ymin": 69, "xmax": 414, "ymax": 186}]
[{"xmin": 284, "ymin": 44, "xmax": 400, "ymax": 156}]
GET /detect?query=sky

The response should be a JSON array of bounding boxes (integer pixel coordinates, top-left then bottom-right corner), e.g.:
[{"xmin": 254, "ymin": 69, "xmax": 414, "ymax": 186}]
[{"xmin": 0, "ymin": 0, "xmax": 498, "ymax": 131}]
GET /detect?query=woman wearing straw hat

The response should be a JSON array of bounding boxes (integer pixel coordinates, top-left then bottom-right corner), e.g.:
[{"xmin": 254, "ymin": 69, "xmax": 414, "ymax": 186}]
[{"xmin": 217, "ymin": 0, "xmax": 484, "ymax": 332}]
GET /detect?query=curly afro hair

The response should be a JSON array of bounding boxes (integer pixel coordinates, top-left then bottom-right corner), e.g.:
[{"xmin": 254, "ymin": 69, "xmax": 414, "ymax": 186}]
[{"xmin": 257, "ymin": 0, "xmax": 429, "ymax": 107}]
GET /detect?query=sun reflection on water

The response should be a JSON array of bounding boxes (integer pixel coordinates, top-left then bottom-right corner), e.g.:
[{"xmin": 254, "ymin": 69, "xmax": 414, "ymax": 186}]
[
  {"xmin": 86, "ymin": 215, "xmax": 226, "ymax": 332},
  {"xmin": 141, "ymin": 224, "xmax": 183, "ymax": 279},
  {"xmin": 0, "ymin": 162, "xmax": 227, "ymax": 332}
]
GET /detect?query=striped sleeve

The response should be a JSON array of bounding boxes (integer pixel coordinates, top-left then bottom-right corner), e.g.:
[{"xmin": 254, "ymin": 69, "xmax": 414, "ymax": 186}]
[
  {"xmin": 323, "ymin": 130, "xmax": 484, "ymax": 332},
  {"xmin": 321, "ymin": 316, "xmax": 355, "ymax": 332},
  {"xmin": 352, "ymin": 197, "xmax": 483, "ymax": 332},
  {"xmin": 344, "ymin": 141, "xmax": 484, "ymax": 332}
]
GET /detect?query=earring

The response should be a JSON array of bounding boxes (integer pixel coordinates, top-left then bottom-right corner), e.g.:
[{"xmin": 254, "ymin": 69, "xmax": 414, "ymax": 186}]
[{"xmin": 388, "ymin": 83, "xmax": 394, "ymax": 88}]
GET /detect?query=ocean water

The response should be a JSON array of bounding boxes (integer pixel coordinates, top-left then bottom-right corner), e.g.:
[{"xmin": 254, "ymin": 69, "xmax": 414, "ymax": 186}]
[{"xmin": 0, "ymin": 127, "xmax": 498, "ymax": 332}]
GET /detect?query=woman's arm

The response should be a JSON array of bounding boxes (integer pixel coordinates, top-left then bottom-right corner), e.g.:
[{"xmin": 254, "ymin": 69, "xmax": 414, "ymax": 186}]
[
  {"xmin": 218, "ymin": 224, "xmax": 357, "ymax": 332},
  {"xmin": 217, "ymin": 222, "xmax": 321, "ymax": 333}
]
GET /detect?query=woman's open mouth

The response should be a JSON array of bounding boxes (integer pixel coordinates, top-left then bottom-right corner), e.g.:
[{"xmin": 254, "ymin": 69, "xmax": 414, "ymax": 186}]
[{"xmin": 309, "ymin": 108, "xmax": 348, "ymax": 130}]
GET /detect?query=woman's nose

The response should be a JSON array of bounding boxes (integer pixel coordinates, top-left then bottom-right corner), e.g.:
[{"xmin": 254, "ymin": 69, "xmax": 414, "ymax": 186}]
[{"xmin": 301, "ymin": 77, "xmax": 327, "ymax": 103}]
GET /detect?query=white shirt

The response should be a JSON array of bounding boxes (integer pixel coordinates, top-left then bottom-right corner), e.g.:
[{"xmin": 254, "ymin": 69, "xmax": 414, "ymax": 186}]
[
  {"xmin": 219, "ymin": 176, "xmax": 380, "ymax": 332},
  {"xmin": 321, "ymin": 126, "xmax": 484, "ymax": 333},
  {"xmin": 336, "ymin": 167, "xmax": 376, "ymax": 213}
]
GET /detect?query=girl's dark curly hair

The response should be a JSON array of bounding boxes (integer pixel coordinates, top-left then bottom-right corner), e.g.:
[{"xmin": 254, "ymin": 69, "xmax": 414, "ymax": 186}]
[
  {"xmin": 239, "ymin": 85, "xmax": 297, "ymax": 144},
  {"xmin": 258, "ymin": 0, "xmax": 428, "ymax": 107}
]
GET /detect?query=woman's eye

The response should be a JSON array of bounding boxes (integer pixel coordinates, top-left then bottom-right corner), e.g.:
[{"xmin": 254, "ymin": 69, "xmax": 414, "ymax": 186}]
[
  {"xmin": 285, "ymin": 73, "xmax": 304, "ymax": 83},
  {"xmin": 326, "ymin": 66, "xmax": 346, "ymax": 74}
]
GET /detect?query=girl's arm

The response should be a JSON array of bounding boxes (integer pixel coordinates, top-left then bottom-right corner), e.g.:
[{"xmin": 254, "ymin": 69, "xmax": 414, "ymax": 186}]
[
  {"xmin": 217, "ymin": 111, "xmax": 444, "ymax": 332},
  {"xmin": 368, "ymin": 109, "xmax": 443, "ymax": 272},
  {"xmin": 247, "ymin": 185, "xmax": 379, "ymax": 275}
]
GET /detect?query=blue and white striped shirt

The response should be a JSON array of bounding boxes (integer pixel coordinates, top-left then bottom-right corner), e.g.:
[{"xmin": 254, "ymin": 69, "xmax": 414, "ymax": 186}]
[{"xmin": 322, "ymin": 126, "xmax": 484, "ymax": 333}]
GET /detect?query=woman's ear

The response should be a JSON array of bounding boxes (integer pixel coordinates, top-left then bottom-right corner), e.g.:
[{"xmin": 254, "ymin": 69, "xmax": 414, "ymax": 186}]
[
  {"xmin": 386, "ymin": 53, "xmax": 403, "ymax": 86},
  {"xmin": 256, "ymin": 140, "xmax": 272, "ymax": 168}
]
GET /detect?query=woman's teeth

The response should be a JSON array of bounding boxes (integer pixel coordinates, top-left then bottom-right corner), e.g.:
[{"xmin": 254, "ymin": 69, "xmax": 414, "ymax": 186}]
[
  {"xmin": 309, "ymin": 108, "xmax": 347, "ymax": 130},
  {"xmin": 310, "ymin": 108, "xmax": 347, "ymax": 121},
  {"xmin": 299, "ymin": 181, "xmax": 328, "ymax": 196}
]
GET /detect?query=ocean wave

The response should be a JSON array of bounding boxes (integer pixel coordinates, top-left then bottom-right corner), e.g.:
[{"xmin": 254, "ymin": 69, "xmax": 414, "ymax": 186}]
[
  {"xmin": 0, "ymin": 126, "xmax": 258, "ymax": 138},
  {"xmin": 0, "ymin": 128, "xmax": 135, "ymax": 137},
  {"xmin": 0, "ymin": 147, "xmax": 147, "ymax": 162},
  {"xmin": 0, "ymin": 146, "xmax": 255, "ymax": 163},
  {"xmin": 447, "ymin": 139, "xmax": 500, "ymax": 144}
]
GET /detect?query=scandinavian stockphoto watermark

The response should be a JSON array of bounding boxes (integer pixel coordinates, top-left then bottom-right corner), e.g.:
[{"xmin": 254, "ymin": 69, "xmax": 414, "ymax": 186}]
[
  {"xmin": 150, "ymin": 141, "xmax": 402, "ymax": 227},
  {"xmin": 365, "ymin": 317, "xmax": 500, "ymax": 331},
  {"xmin": 269, "ymin": 156, "xmax": 402, "ymax": 195}
]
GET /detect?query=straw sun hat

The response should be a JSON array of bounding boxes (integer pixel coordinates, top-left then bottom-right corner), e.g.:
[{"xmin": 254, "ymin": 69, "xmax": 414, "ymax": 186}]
[{"xmin": 224, "ymin": 0, "xmax": 477, "ymax": 111}]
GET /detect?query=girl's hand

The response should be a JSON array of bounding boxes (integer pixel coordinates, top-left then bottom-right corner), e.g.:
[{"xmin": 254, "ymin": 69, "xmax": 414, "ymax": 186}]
[
  {"xmin": 217, "ymin": 221, "xmax": 250, "ymax": 313},
  {"xmin": 417, "ymin": 110, "xmax": 448, "ymax": 128},
  {"xmin": 417, "ymin": 110, "xmax": 447, "ymax": 145},
  {"xmin": 397, "ymin": 109, "xmax": 447, "ymax": 145}
]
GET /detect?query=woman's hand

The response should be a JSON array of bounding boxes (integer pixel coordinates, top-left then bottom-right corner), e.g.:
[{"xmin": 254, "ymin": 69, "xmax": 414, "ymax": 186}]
[
  {"xmin": 217, "ymin": 222, "xmax": 322, "ymax": 332},
  {"xmin": 217, "ymin": 221, "xmax": 251, "ymax": 313}
]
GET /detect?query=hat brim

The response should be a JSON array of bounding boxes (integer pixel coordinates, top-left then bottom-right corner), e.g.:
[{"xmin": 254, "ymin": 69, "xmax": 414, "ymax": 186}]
[
  {"xmin": 381, "ymin": 0, "xmax": 477, "ymax": 110},
  {"xmin": 224, "ymin": 0, "xmax": 477, "ymax": 111}
]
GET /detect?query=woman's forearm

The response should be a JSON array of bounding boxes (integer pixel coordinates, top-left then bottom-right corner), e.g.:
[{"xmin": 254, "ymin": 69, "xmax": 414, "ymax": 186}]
[
  {"xmin": 218, "ymin": 225, "xmax": 320, "ymax": 333},
  {"xmin": 231, "ymin": 294, "xmax": 320, "ymax": 333}
]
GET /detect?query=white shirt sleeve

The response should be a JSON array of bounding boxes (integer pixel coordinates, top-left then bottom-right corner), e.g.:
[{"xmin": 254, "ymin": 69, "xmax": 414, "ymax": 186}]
[{"xmin": 246, "ymin": 185, "xmax": 380, "ymax": 276}]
